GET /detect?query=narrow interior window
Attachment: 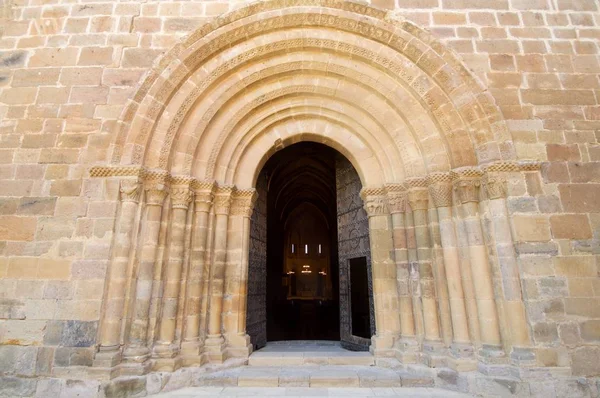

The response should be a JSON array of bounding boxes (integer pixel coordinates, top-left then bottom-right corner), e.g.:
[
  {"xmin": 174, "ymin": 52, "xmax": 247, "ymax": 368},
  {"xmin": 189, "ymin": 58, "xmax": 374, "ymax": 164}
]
[
  {"xmin": 305, "ymin": 244, "xmax": 308, "ymax": 254},
  {"xmin": 291, "ymin": 244, "xmax": 295, "ymax": 254},
  {"xmin": 318, "ymin": 244, "xmax": 322, "ymax": 254}
]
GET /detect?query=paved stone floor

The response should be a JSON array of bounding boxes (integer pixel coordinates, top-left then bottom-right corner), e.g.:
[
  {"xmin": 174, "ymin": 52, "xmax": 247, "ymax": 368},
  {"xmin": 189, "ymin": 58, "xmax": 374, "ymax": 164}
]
[
  {"xmin": 249, "ymin": 341, "xmax": 374, "ymax": 366},
  {"xmin": 151, "ymin": 386, "xmax": 473, "ymax": 397}
]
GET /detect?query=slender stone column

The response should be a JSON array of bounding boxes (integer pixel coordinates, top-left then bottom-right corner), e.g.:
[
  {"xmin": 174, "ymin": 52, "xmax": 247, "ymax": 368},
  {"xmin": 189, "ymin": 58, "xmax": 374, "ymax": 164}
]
[
  {"xmin": 406, "ymin": 182, "xmax": 443, "ymax": 363},
  {"xmin": 386, "ymin": 185, "xmax": 418, "ymax": 362},
  {"xmin": 94, "ymin": 178, "xmax": 142, "ymax": 367},
  {"xmin": 181, "ymin": 181, "xmax": 215, "ymax": 363},
  {"xmin": 360, "ymin": 188, "xmax": 401, "ymax": 357},
  {"xmin": 123, "ymin": 176, "xmax": 168, "ymax": 363},
  {"xmin": 405, "ymin": 209, "xmax": 425, "ymax": 344},
  {"xmin": 154, "ymin": 179, "xmax": 193, "ymax": 365},
  {"xmin": 428, "ymin": 173, "xmax": 475, "ymax": 369},
  {"xmin": 452, "ymin": 170, "xmax": 504, "ymax": 361},
  {"xmin": 223, "ymin": 189, "xmax": 257, "ymax": 357},
  {"xmin": 483, "ymin": 170, "xmax": 533, "ymax": 362},
  {"xmin": 204, "ymin": 186, "xmax": 234, "ymax": 362}
]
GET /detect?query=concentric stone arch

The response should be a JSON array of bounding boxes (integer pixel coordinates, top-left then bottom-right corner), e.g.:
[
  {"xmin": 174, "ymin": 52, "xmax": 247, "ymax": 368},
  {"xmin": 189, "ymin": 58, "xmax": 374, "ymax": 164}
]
[{"xmin": 108, "ymin": 0, "xmax": 514, "ymax": 187}]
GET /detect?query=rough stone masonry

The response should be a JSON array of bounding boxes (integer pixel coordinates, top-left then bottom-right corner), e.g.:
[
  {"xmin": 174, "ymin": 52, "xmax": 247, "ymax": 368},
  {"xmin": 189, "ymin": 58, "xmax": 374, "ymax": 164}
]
[{"xmin": 0, "ymin": 0, "xmax": 599, "ymax": 396}]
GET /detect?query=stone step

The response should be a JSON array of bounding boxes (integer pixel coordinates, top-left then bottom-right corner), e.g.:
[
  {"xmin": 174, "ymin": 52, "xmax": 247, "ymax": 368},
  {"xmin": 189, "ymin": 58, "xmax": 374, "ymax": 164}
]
[
  {"xmin": 194, "ymin": 365, "xmax": 435, "ymax": 388},
  {"xmin": 249, "ymin": 350, "xmax": 375, "ymax": 366}
]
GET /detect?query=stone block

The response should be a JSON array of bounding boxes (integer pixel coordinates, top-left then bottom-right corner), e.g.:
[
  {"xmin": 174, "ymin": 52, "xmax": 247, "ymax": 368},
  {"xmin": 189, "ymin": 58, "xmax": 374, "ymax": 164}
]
[
  {"xmin": 61, "ymin": 379, "xmax": 102, "ymax": 398},
  {"xmin": 571, "ymin": 346, "xmax": 600, "ymax": 376},
  {"xmin": 559, "ymin": 184, "xmax": 600, "ymax": 212},
  {"xmin": 0, "ymin": 376, "xmax": 37, "ymax": 397},
  {"xmin": 61, "ymin": 320, "xmax": 98, "ymax": 347},
  {"xmin": 35, "ymin": 347, "xmax": 54, "ymax": 375},
  {"xmin": 0, "ymin": 216, "xmax": 37, "ymax": 241},
  {"xmin": 35, "ymin": 378, "xmax": 64, "ymax": 397},
  {"xmin": 103, "ymin": 377, "xmax": 146, "ymax": 398},
  {"xmin": 554, "ymin": 256, "xmax": 597, "ymax": 277},
  {"xmin": 533, "ymin": 322, "xmax": 559, "ymax": 343},
  {"xmin": 0, "ymin": 345, "xmax": 37, "ymax": 376},
  {"xmin": 512, "ymin": 215, "xmax": 551, "ymax": 242},
  {"xmin": 17, "ymin": 197, "xmax": 57, "ymax": 216},
  {"xmin": 580, "ymin": 320, "xmax": 600, "ymax": 342},
  {"xmin": 550, "ymin": 214, "xmax": 592, "ymax": 239}
]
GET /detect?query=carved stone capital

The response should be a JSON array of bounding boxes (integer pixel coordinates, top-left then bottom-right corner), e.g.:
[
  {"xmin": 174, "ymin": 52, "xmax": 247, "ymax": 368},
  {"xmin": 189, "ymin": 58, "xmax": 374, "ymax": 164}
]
[
  {"xmin": 214, "ymin": 186, "xmax": 235, "ymax": 215},
  {"xmin": 427, "ymin": 173, "xmax": 452, "ymax": 208},
  {"xmin": 231, "ymin": 189, "xmax": 258, "ymax": 217},
  {"xmin": 451, "ymin": 169, "xmax": 483, "ymax": 204},
  {"xmin": 192, "ymin": 180, "xmax": 216, "ymax": 213},
  {"xmin": 407, "ymin": 188, "xmax": 429, "ymax": 211},
  {"xmin": 171, "ymin": 185, "xmax": 193, "ymax": 210},
  {"xmin": 483, "ymin": 172, "xmax": 508, "ymax": 200},
  {"xmin": 120, "ymin": 179, "xmax": 142, "ymax": 203},
  {"xmin": 360, "ymin": 187, "xmax": 388, "ymax": 217},
  {"xmin": 145, "ymin": 185, "xmax": 168, "ymax": 206},
  {"xmin": 385, "ymin": 184, "xmax": 407, "ymax": 214}
]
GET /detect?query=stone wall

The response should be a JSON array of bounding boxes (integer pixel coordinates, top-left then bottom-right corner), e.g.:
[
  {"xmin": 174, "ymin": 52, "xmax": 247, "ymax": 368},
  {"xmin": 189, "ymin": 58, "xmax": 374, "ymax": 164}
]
[{"xmin": 0, "ymin": 0, "xmax": 599, "ymax": 394}]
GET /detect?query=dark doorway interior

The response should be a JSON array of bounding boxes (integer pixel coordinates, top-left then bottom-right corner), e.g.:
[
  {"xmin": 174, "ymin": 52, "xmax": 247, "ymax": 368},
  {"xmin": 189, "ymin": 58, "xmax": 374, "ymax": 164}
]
[{"xmin": 261, "ymin": 142, "xmax": 340, "ymax": 341}]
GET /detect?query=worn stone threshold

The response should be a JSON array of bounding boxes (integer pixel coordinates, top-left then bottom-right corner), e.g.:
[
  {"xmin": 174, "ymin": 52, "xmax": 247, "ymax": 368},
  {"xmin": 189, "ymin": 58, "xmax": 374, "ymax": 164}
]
[
  {"xmin": 150, "ymin": 386, "xmax": 473, "ymax": 397},
  {"xmin": 248, "ymin": 340, "xmax": 375, "ymax": 366},
  {"xmin": 194, "ymin": 364, "xmax": 433, "ymax": 388}
]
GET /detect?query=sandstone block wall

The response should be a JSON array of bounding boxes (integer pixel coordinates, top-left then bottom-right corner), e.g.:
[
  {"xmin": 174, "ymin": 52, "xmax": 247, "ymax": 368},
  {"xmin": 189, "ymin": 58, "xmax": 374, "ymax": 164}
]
[{"xmin": 0, "ymin": 0, "xmax": 599, "ymax": 390}]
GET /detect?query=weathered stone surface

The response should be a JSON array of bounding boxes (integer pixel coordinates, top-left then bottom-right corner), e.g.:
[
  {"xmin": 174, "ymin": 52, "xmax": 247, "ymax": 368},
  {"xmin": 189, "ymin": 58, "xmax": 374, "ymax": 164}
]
[
  {"xmin": 571, "ymin": 346, "xmax": 600, "ymax": 376},
  {"xmin": 103, "ymin": 377, "xmax": 146, "ymax": 398},
  {"xmin": 0, "ymin": 376, "xmax": 37, "ymax": 397}
]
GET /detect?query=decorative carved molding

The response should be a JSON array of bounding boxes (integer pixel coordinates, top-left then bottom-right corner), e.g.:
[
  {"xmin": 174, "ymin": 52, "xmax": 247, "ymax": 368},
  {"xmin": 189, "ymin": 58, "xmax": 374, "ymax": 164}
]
[
  {"xmin": 120, "ymin": 179, "xmax": 142, "ymax": 203},
  {"xmin": 483, "ymin": 173, "xmax": 508, "ymax": 200},
  {"xmin": 451, "ymin": 168, "xmax": 482, "ymax": 204},
  {"xmin": 404, "ymin": 177, "xmax": 428, "ymax": 190},
  {"xmin": 385, "ymin": 184, "xmax": 407, "ymax": 214},
  {"xmin": 230, "ymin": 189, "xmax": 258, "ymax": 217},
  {"xmin": 426, "ymin": 173, "xmax": 452, "ymax": 208},
  {"xmin": 214, "ymin": 186, "xmax": 235, "ymax": 215},
  {"xmin": 90, "ymin": 166, "xmax": 144, "ymax": 178},
  {"xmin": 407, "ymin": 188, "xmax": 429, "ymax": 211},
  {"xmin": 360, "ymin": 187, "xmax": 388, "ymax": 217}
]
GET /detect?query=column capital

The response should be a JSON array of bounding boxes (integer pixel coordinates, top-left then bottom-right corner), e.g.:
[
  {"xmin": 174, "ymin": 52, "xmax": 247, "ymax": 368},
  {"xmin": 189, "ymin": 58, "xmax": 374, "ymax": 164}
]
[
  {"xmin": 385, "ymin": 184, "xmax": 407, "ymax": 214},
  {"xmin": 482, "ymin": 172, "xmax": 508, "ymax": 200},
  {"xmin": 407, "ymin": 188, "xmax": 429, "ymax": 211},
  {"xmin": 231, "ymin": 189, "xmax": 258, "ymax": 217},
  {"xmin": 214, "ymin": 185, "xmax": 235, "ymax": 215},
  {"xmin": 192, "ymin": 180, "xmax": 216, "ymax": 212},
  {"xmin": 120, "ymin": 179, "xmax": 142, "ymax": 203},
  {"xmin": 360, "ymin": 187, "xmax": 389, "ymax": 217},
  {"xmin": 426, "ymin": 173, "xmax": 452, "ymax": 208},
  {"xmin": 451, "ymin": 168, "xmax": 482, "ymax": 204},
  {"xmin": 170, "ymin": 179, "xmax": 194, "ymax": 210}
]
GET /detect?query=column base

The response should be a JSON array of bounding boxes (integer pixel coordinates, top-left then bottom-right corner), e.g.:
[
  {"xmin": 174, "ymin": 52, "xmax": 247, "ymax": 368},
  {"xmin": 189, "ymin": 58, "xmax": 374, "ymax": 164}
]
[
  {"xmin": 370, "ymin": 334, "xmax": 396, "ymax": 358},
  {"xmin": 225, "ymin": 333, "xmax": 253, "ymax": 359},
  {"xmin": 93, "ymin": 346, "xmax": 122, "ymax": 368},
  {"xmin": 447, "ymin": 343, "xmax": 476, "ymax": 371},
  {"xmin": 180, "ymin": 339, "xmax": 205, "ymax": 366},
  {"xmin": 120, "ymin": 360, "xmax": 153, "ymax": 376},
  {"xmin": 204, "ymin": 334, "xmax": 227, "ymax": 363},
  {"xmin": 421, "ymin": 340, "xmax": 446, "ymax": 368},
  {"xmin": 122, "ymin": 345, "xmax": 151, "ymax": 363},
  {"xmin": 394, "ymin": 337, "xmax": 419, "ymax": 363},
  {"xmin": 477, "ymin": 344, "xmax": 507, "ymax": 365},
  {"xmin": 510, "ymin": 346, "xmax": 536, "ymax": 366}
]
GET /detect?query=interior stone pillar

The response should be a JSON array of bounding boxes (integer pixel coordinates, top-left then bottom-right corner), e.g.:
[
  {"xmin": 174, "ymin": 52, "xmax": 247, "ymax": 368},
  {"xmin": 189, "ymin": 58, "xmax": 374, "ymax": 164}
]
[
  {"xmin": 483, "ymin": 170, "xmax": 533, "ymax": 363},
  {"xmin": 180, "ymin": 181, "xmax": 215, "ymax": 364},
  {"xmin": 406, "ymin": 182, "xmax": 444, "ymax": 364},
  {"xmin": 94, "ymin": 178, "xmax": 142, "ymax": 367},
  {"xmin": 386, "ymin": 185, "xmax": 418, "ymax": 362},
  {"xmin": 204, "ymin": 186, "xmax": 234, "ymax": 362},
  {"xmin": 452, "ymin": 170, "xmax": 504, "ymax": 362},
  {"xmin": 123, "ymin": 176, "xmax": 168, "ymax": 365},
  {"xmin": 360, "ymin": 188, "xmax": 401, "ymax": 357},
  {"xmin": 222, "ymin": 189, "xmax": 257, "ymax": 358},
  {"xmin": 153, "ymin": 179, "xmax": 193, "ymax": 368},
  {"xmin": 428, "ymin": 173, "xmax": 475, "ymax": 370}
]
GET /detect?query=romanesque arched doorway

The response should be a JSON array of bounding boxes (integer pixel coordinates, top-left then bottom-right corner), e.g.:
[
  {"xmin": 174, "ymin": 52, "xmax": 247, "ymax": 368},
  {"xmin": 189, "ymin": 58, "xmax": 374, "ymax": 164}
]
[{"xmin": 91, "ymin": 0, "xmax": 534, "ymax": 374}]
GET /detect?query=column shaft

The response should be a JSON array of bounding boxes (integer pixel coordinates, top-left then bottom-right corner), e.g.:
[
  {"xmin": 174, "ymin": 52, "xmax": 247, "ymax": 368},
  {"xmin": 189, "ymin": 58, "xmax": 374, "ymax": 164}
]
[
  {"xmin": 95, "ymin": 179, "xmax": 141, "ymax": 366},
  {"xmin": 125, "ymin": 185, "xmax": 167, "ymax": 360}
]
